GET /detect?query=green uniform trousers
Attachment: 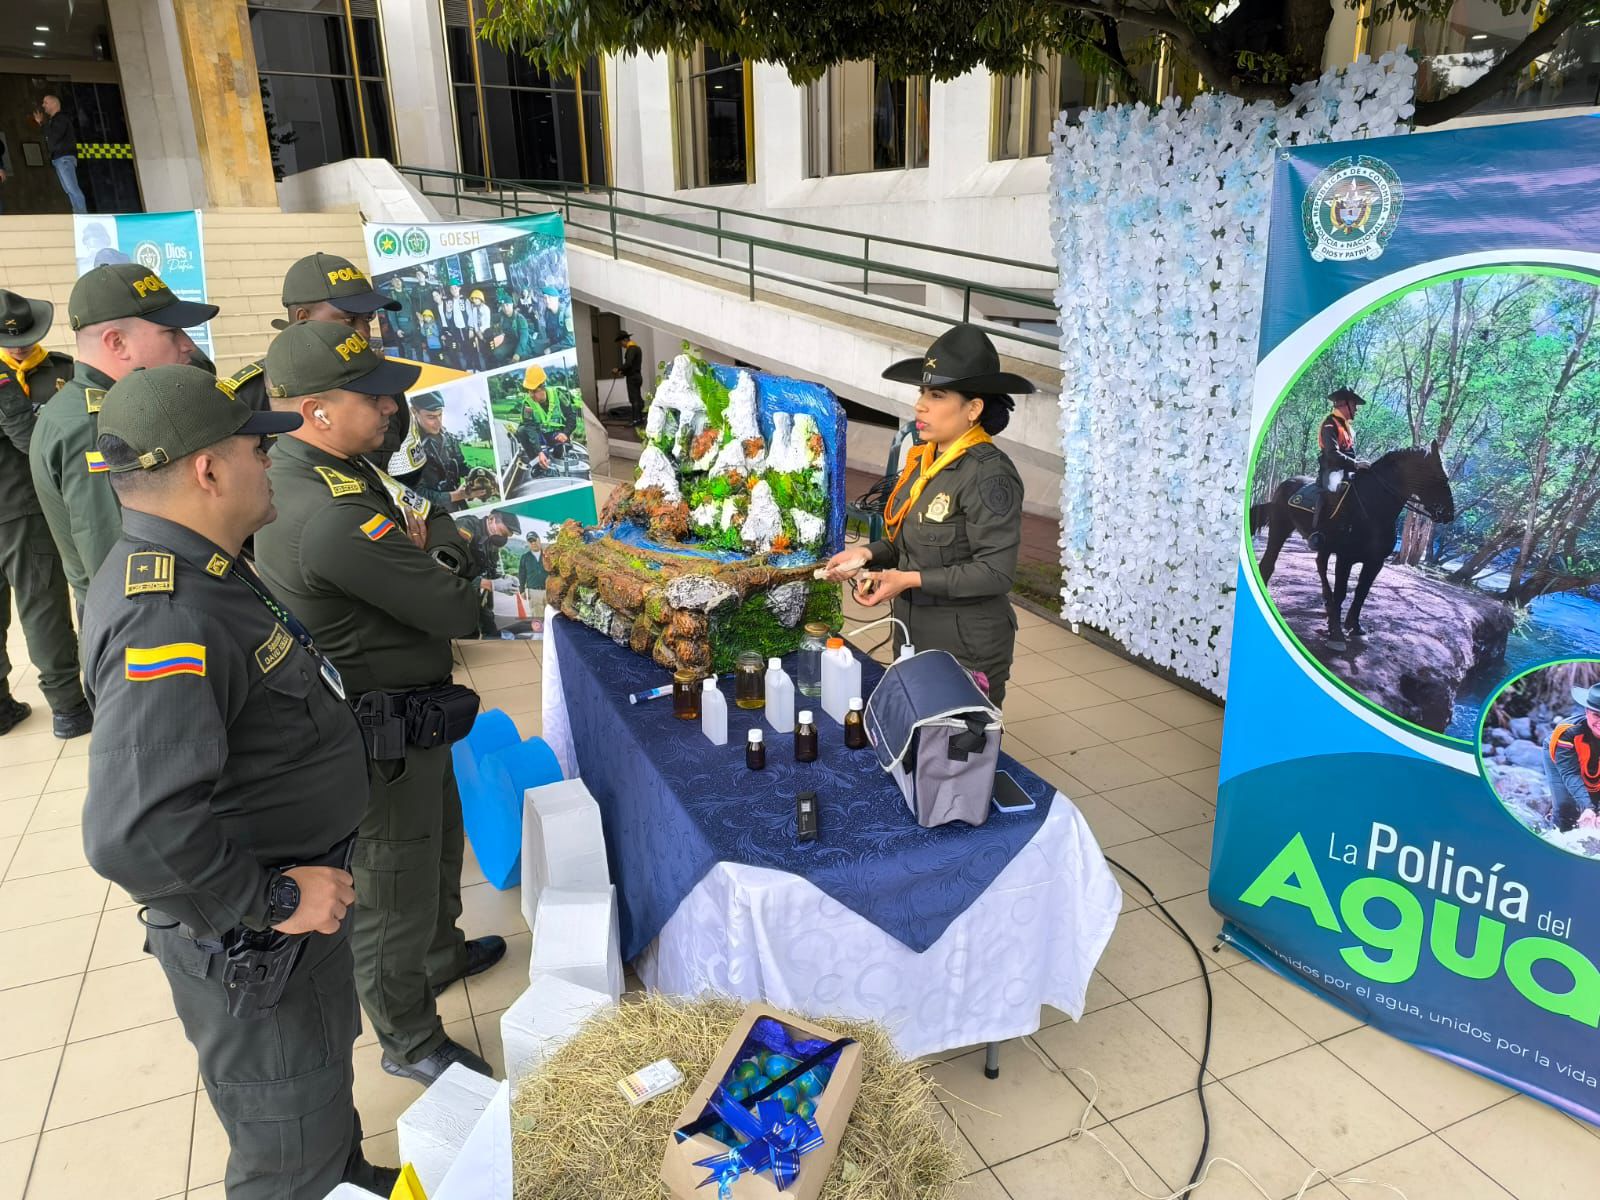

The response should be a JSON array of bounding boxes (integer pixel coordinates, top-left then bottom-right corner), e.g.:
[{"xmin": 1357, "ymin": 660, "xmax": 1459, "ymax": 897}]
[
  {"xmin": 892, "ymin": 594, "xmax": 1017, "ymax": 707},
  {"xmin": 351, "ymin": 743, "xmax": 468, "ymax": 1063},
  {"xmin": 0, "ymin": 512, "xmax": 84, "ymax": 711},
  {"xmin": 147, "ymin": 923, "xmax": 364, "ymax": 1199}
]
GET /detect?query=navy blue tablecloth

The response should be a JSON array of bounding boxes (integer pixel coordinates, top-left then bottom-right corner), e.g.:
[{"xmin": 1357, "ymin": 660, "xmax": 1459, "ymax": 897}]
[{"xmin": 551, "ymin": 617, "xmax": 1054, "ymax": 960}]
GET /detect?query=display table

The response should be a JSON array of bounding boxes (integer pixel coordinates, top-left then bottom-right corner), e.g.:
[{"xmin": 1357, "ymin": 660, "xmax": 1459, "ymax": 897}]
[{"xmin": 541, "ymin": 613, "xmax": 1121, "ymax": 1059}]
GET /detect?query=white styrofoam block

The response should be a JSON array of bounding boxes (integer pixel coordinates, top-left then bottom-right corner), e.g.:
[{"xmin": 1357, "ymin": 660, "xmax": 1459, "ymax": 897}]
[
  {"xmin": 321, "ymin": 1187, "xmax": 385, "ymax": 1199},
  {"xmin": 519, "ymin": 779, "xmax": 610, "ymax": 933},
  {"xmin": 528, "ymin": 885, "xmax": 624, "ymax": 999},
  {"xmin": 500, "ymin": 972, "xmax": 613, "ymax": 1085},
  {"xmin": 433, "ymin": 1080, "xmax": 512, "ymax": 1200},
  {"xmin": 395, "ymin": 1062, "xmax": 502, "ymax": 1195}
]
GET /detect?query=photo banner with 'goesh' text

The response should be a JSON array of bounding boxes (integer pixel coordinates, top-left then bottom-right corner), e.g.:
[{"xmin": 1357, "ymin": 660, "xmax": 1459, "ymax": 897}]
[{"xmin": 1214, "ymin": 114, "xmax": 1600, "ymax": 1124}]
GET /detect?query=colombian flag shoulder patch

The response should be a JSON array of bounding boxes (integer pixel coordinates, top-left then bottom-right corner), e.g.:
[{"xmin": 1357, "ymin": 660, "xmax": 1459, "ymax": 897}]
[
  {"xmin": 84, "ymin": 450, "xmax": 108, "ymax": 472},
  {"xmin": 360, "ymin": 513, "xmax": 396, "ymax": 541},
  {"xmin": 125, "ymin": 642, "xmax": 207, "ymax": 681}
]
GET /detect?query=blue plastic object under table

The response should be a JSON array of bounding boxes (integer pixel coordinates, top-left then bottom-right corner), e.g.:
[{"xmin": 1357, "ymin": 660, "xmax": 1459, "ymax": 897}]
[{"xmin": 452, "ymin": 709, "xmax": 563, "ymax": 890}]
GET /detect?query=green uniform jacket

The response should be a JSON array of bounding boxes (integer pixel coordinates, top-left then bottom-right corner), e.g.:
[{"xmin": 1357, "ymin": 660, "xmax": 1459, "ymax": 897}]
[
  {"xmin": 489, "ymin": 311, "xmax": 536, "ymax": 365},
  {"xmin": 28, "ymin": 361, "xmax": 121, "ymax": 601},
  {"xmin": 866, "ymin": 441, "xmax": 1024, "ymax": 684},
  {"xmin": 80, "ymin": 510, "xmax": 368, "ymax": 939},
  {"xmin": 454, "ymin": 513, "xmax": 503, "ymax": 580},
  {"xmin": 0, "ymin": 351, "xmax": 74, "ymax": 519},
  {"xmin": 255, "ymin": 436, "xmax": 481, "ymax": 695},
  {"xmin": 518, "ymin": 549, "xmax": 547, "ymax": 592}
]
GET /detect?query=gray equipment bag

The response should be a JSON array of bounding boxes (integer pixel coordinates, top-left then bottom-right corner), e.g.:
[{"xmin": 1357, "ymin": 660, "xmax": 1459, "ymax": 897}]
[{"xmin": 864, "ymin": 650, "xmax": 1003, "ymax": 827}]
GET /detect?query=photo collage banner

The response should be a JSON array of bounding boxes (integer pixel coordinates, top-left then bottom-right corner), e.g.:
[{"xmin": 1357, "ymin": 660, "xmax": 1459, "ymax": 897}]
[
  {"xmin": 364, "ymin": 214, "xmax": 598, "ymax": 639},
  {"xmin": 1214, "ymin": 116, "xmax": 1600, "ymax": 1124}
]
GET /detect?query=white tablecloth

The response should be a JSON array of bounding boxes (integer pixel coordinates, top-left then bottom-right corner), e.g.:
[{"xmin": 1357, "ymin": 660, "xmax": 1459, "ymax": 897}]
[{"xmin": 540, "ymin": 611, "xmax": 1121, "ymax": 1059}]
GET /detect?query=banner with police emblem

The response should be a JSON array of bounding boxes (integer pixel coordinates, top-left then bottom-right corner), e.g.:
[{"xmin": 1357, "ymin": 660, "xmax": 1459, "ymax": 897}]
[
  {"xmin": 1214, "ymin": 115, "xmax": 1600, "ymax": 1125},
  {"xmin": 73, "ymin": 210, "xmax": 212, "ymax": 359},
  {"xmin": 363, "ymin": 213, "xmax": 596, "ymax": 638}
]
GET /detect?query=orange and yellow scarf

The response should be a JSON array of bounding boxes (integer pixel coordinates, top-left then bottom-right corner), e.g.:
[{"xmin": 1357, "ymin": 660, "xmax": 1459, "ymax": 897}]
[
  {"xmin": 882, "ymin": 426, "xmax": 992, "ymax": 541},
  {"xmin": 0, "ymin": 345, "xmax": 49, "ymax": 397}
]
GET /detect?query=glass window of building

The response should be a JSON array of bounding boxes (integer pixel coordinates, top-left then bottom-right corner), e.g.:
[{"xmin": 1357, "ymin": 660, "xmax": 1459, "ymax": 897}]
[
  {"xmin": 442, "ymin": 0, "xmax": 608, "ymax": 186},
  {"xmin": 1415, "ymin": 1, "xmax": 1600, "ymax": 111},
  {"xmin": 248, "ymin": 0, "xmax": 394, "ymax": 178},
  {"xmin": 805, "ymin": 62, "xmax": 930, "ymax": 177},
  {"xmin": 671, "ymin": 45, "xmax": 753, "ymax": 188},
  {"xmin": 992, "ymin": 32, "xmax": 1185, "ymax": 160}
]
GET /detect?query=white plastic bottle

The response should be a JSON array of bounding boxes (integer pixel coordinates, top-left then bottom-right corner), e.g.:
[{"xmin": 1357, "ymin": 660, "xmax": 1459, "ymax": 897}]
[
  {"xmin": 820, "ymin": 637, "xmax": 861, "ymax": 725},
  {"xmin": 765, "ymin": 657, "xmax": 795, "ymax": 734},
  {"xmin": 700, "ymin": 676, "xmax": 728, "ymax": 746}
]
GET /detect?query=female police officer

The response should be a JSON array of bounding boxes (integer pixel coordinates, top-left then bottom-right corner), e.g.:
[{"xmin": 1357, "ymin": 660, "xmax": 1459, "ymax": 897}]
[{"xmin": 823, "ymin": 324, "xmax": 1033, "ymax": 704}]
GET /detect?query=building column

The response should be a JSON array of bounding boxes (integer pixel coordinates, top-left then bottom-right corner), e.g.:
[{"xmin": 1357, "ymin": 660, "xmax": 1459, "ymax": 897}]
[
  {"xmin": 377, "ymin": 0, "xmax": 460, "ymax": 172},
  {"xmin": 170, "ymin": 0, "xmax": 277, "ymax": 208},
  {"xmin": 107, "ymin": 0, "xmax": 206, "ymax": 211}
]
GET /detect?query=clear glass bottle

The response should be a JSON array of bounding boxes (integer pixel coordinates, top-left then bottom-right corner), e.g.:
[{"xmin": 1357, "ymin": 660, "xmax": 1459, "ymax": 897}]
[
  {"xmin": 795, "ymin": 710, "xmax": 818, "ymax": 762},
  {"xmin": 843, "ymin": 697, "xmax": 868, "ymax": 749},
  {"xmin": 672, "ymin": 669, "xmax": 701, "ymax": 720},
  {"xmin": 735, "ymin": 651, "xmax": 766, "ymax": 710},
  {"xmin": 797, "ymin": 622, "xmax": 828, "ymax": 698},
  {"xmin": 746, "ymin": 728, "xmax": 767, "ymax": 770}
]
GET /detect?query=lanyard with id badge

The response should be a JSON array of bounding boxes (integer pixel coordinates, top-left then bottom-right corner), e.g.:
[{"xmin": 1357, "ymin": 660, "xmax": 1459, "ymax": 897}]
[{"xmin": 233, "ymin": 562, "xmax": 347, "ymax": 700}]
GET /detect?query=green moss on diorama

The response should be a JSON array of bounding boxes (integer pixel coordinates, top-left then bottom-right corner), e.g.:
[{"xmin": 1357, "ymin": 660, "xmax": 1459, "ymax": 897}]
[
  {"xmin": 643, "ymin": 591, "xmax": 667, "ymax": 624},
  {"xmin": 708, "ymin": 581, "xmax": 843, "ymax": 673},
  {"xmin": 685, "ymin": 346, "xmax": 733, "ymax": 430}
]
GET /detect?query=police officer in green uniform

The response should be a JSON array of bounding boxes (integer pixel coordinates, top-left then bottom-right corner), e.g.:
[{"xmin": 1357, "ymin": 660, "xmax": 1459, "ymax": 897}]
[
  {"xmin": 486, "ymin": 294, "xmax": 537, "ymax": 366},
  {"xmin": 29, "ymin": 262, "xmax": 217, "ymax": 611},
  {"xmin": 453, "ymin": 509, "xmax": 514, "ymax": 637},
  {"xmin": 389, "ymin": 392, "xmax": 490, "ymax": 513},
  {"xmin": 512, "ymin": 364, "xmax": 580, "ymax": 474},
  {"xmin": 824, "ymin": 324, "xmax": 1032, "ymax": 705},
  {"xmin": 80, "ymin": 364, "xmax": 399, "ymax": 1197},
  {"xmin": 253, "ymin": 321, "xmax": 505, "ymax": 1086},
  {"xmin": 222, "ymin": 252, "xmax": 403, "ymax": 414},
  {"xmin": 0, "ymin": 290, "xmax": 88, "ymax": 737}
]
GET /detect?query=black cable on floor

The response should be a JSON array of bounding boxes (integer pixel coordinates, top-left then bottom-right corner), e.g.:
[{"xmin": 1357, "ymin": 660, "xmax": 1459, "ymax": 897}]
[{"xmin": 1103, "ymin": 853, "xmax": 1215, "ymax": 1193}]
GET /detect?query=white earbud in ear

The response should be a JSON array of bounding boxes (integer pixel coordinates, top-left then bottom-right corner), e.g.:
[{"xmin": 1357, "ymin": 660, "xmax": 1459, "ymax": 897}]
[{"xmin": 315, "ymin": 409, "xmax": 328, "ymax": 424}]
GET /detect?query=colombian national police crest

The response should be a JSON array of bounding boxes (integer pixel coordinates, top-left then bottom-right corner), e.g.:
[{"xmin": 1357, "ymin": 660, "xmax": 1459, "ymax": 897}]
[{"xmin": 1302, "ymin": 155, "xmax": 1403, "ymax": 263}]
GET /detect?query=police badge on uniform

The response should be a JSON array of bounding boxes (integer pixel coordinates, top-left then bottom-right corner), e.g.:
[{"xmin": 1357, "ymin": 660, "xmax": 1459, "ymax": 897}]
[
  {"xmin": 1302, "ymin": 155, "xmax": 1403, "ymax": 263},
  {"xmin": 925, "ymin": 493, "xmax": 952, "ymax": 523}
]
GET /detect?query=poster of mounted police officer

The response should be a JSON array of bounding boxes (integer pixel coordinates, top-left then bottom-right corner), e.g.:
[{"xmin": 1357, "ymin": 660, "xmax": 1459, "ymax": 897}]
[
  {"xmin": 362, "ymin": 212, "xmax": 597, "ymax": 638},
  {"xmin": 1214, "ymin": 116, "xmax": 1600, "ymax": 1127}
]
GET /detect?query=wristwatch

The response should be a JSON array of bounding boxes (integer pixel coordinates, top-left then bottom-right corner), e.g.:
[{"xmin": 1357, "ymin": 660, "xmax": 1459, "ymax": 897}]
[{"xmin": 265, "ymin": 871, "xmax": 301, "ymax": 926}]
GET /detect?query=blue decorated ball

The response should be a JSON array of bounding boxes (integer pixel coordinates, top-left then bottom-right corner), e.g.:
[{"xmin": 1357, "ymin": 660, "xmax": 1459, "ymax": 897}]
[
  {"xmin": 795, "ymin": 1070, "xmax": 823, "ymax": 1097},
  {"xmin": 796, "ymin": 1098, "xmax": 817, "ymax": 1120},
  {"xmin": 763, "ymin": 1053, "xmax": 797, "ymax": 1078},
  {"xmin": 774, "ymin": 1084, "xmax": 800, "ymax": 1111},
  {"xmin": 735, "ymin": 1060, "xmax": 761, "ymax": 1082},
  {"xmin": 726, "ymin": 1080, "xmax": 750, "ymax": 1102}
]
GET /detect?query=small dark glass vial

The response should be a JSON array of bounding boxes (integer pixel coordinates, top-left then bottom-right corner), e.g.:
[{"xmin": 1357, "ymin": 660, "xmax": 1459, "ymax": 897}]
[
  {"xmin": 672, "ymin": 669, "xmax": 701, "ymax": 720},
  {"xmin": 746, "ymin": 728, "xmax": 767, "ymax": 770},
  {"xmin": 795, "ymin": 710, "xmax": 818, "ymax": 763},
  {"xmin": 843, "ymin": 697, "xmax": 868, "ymax": 749}
]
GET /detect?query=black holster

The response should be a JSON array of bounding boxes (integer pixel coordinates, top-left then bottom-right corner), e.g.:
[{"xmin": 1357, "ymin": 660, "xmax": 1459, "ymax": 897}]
[{"xmin": 353, "ymin": 690, "xmax": 407, "ymax": 761}]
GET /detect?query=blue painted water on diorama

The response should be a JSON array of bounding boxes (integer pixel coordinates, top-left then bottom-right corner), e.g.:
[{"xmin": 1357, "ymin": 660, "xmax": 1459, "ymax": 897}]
[{"xmin": 1446, "ymin": 590, "xmax": 1600, "ymax": 739}]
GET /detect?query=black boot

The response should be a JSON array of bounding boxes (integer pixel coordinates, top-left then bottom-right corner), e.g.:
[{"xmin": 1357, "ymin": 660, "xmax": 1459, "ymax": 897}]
[
  {"xmin": 1307, "ymin": 494, "xmax": 1331, "ymax": 551},
  {"xmin": 431, "ymin": 935, "xmax": 508, "ymax": 996},
  {"xmin": 52, "ymin": 703, "xmax": 92, "ymax": 740},
  {"xmin": 381, "ymin": 1035, "xmax": 493, "ymax": 1086},
  {"xmin": 0, "ymin": 696, "xmax": 31, "ymax": 736}
]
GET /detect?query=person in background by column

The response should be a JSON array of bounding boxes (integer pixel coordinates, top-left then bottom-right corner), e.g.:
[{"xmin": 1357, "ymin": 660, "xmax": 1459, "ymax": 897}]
[
  {"xmin": 613, "ymin": 330, "xmax": 645, "ymax": 427},
  {"xmin": 254, "ymin": 321, "xmax": 504, "ymax": 1087},
  {"xmin": 35, "ymin": 93, "xmax": 86, "ymax": 214},
  {"xmin": 0, "ymin": 290, "xmax": 88, "ymax": 738},
  {"xmin": 28, "ymin": 263, "xmax": 217, "ymax": 611},
  {"xmin": 81, "ymin": 364, "xmax": 399, "ymax": 1197}
]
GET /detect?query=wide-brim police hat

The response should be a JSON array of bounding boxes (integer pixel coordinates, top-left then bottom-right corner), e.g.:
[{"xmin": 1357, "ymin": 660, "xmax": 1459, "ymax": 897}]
[
  {"xmin": 882, "ymin": 323, "xmax": 1038, "ymax": 395},
  {"xmin": 0, "ymin": 291, "xmax": 52, "ymax": 348}
]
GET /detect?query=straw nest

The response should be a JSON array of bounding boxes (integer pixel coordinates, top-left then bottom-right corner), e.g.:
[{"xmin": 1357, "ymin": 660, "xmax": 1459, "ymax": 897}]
[{"xmin": 510, "ymin": 993, "xmax": 965, "ymax": 1199}]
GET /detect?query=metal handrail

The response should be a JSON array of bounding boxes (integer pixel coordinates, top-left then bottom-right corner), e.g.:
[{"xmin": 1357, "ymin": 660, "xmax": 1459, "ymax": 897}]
[{"xmin": 393, "ymin": 165, "xmax": 1060, "ymax": 352}]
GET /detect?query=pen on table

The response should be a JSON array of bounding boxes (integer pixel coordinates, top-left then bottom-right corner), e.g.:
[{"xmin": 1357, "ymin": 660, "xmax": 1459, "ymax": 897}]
[{"xmin": 629, "ymin": 672, "xmax": 735, "ymax": 704}]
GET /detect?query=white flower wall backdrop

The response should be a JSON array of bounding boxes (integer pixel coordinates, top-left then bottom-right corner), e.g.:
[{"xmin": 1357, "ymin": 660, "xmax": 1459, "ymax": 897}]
[{"xmin": 1049, "ymin": 53, "xmax": 1417, "ymax": 695}]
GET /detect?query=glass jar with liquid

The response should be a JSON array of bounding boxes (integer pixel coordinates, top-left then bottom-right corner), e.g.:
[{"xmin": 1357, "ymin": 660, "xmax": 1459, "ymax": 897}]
[
  {"xmin": 735, "ymin": 651, "xmax": 766, "ymax": 710},
  {"xmin": 746, "ymin": 728, "xmax": 767, "ymax": 770},
  {"xmin": 797, "ymin": 623, "xmax": 828, "ymax": 698},
  {"xmin": 672, "ymin": 669, "xmax": 702, "ymax": 720},
  {"xmin": 844, "ymin": 697, "xmax": 868, "ymax": 749},
  {"xmin": 795, "ymin": 711, "xmax": 818, "ymax": 762}
]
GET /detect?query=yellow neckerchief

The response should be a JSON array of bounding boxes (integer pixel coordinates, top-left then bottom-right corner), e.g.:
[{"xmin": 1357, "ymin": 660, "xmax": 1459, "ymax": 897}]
[
  {"xmin": 0, "ymin": 345, "xmax": 49, "ymax": 396},
  {"xmin": 883, "ymin": 426, "xmax": 992, "ymax": 541}
]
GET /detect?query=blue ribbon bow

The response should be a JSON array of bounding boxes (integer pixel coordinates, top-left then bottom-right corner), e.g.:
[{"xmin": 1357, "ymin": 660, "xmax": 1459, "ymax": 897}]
[{"xmin": 692, "ymin": 1085, "xmax": 825, "ymax": 1198}]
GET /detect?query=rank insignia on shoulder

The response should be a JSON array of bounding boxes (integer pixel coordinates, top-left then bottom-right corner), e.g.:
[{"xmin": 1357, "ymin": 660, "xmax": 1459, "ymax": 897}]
[
  {"xmin": 255, "ymin": 625, "xmax": 294, "ymax": 675},
  {"xmin": 84, "ymin": 450, "xmax": 109, "ymax": 473},
  {"xmin": 84, "ymin": 387, "xmax": 105, "ymax": 414},
  {"xmin": 125, "ymin": 551, "xmax": 176, "ymax": 596},
  {"xmin": 315, "ymin": 466, "xmax": 365, "ymax": 496},
  {"xmin": 126, "ymin": 642, "xmax": 206, "ymax": 681},
  {"xmin": 924, "ymin": 493, "xmax": 952, "ymax": 523},
  {"xmin": 221, "ymin": 362, "xmax": 262, "ymax": 396},
  {"xmin": 360, "ymin": 513, "xmax": 396, "ymax": 541},
  {"xmin": 204, "ymin": 553, "xmax": 231, "ymax": 577}
]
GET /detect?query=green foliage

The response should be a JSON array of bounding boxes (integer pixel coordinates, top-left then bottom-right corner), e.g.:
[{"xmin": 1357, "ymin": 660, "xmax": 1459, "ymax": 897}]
[{"xmin": 709, "ymin": 583, "xmax": 843, "ymax": 672}]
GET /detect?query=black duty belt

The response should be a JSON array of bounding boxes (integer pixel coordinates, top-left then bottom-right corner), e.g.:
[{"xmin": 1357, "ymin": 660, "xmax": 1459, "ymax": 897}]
[{"xmin": 350, "ymin": 682, "xmax": 481, "ymax": 760}]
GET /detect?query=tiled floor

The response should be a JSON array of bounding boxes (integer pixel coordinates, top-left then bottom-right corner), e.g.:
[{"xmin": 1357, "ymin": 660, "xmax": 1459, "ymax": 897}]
[{"xmin": 3, "ymin": 589, "xmax": 1598, "ymax": 1199}]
